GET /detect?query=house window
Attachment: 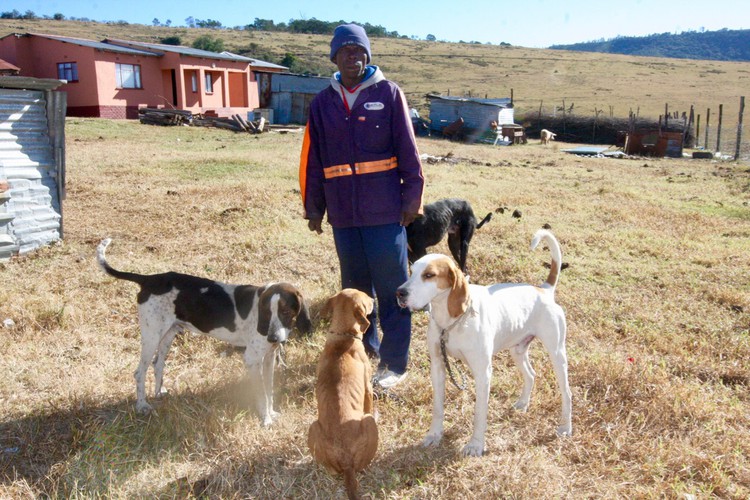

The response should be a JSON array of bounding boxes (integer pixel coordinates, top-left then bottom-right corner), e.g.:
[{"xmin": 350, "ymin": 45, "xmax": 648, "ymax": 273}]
[
  {"xmin": 115, "ymin": 63, "xmax": 142, "ymax": 89},
  {"xmin": 191, "ymin": 71, "xmax": 198, "ymax": 93},
  {"xmin": 205, "ymin": 73, "xmax": 213, "ymax": 94},
  {"xmin": 57, "ymin": 62, "xmax": 78, "ymax": 82}
]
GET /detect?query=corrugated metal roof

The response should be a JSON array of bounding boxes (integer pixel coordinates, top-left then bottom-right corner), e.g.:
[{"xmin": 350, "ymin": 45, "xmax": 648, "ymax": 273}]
[
  {"xmin": 427, "ymin": 93, "xmax": 512, "ymax": 108},
  {"xmin": 25, "ymin": 33, "xmax": 159, "ymax": 57},
  {"xmin": 106, "ymin": 38, "xmax": 253, "ymax": 62},
  {"xmin": 5, "ymin": 33, "xmax": 286, "ymax": 68},
  {"xmin": 0, "ymin": 75, "xmax": 65, "ymax": 90}
]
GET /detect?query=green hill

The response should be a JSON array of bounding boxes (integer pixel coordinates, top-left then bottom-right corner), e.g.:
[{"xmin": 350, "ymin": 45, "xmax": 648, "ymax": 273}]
[{"xmin": 550, "ymin": 28, "xmax": 750, "ymax": 62}]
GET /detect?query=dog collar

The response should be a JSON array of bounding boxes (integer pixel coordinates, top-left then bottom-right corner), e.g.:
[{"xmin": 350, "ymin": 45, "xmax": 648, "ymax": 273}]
[{"xmin": 328, "ymin": 331, "xmax": 364, "ymax": 341}]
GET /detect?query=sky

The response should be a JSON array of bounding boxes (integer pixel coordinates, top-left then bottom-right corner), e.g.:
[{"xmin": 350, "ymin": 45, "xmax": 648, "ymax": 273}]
[{"xmin": 4, "ymin": 0, "xmax": 748, "ymax": 48}]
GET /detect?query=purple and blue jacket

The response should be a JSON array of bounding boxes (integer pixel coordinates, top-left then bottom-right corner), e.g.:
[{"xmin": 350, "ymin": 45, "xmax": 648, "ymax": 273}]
[{"xmin": 299, "ymin": 67, "xmax": 424, "ymax": 228}]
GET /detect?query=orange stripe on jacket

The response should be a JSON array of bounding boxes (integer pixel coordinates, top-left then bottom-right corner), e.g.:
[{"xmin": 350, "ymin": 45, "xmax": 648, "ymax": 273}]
[
  {"xmin": 356, "ymin": 157, "xmax": 398, "ymax": 174},
  {"xmin": 321, "ymin": 157, "xmax": 398, "ymax": 179},
  {"xmin": 299, "ymin": 126, "xmax": 311, "ymax": 205}
]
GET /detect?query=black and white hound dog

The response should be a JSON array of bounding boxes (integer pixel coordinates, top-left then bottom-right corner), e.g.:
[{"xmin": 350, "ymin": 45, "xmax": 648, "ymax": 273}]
[
  {"xmin": 97, "ymin": 238, "xmax": 311, "ymax": 424},
  {"xmin": 396, "ymin": 229, "xmax": 571, "ymax": 456}
]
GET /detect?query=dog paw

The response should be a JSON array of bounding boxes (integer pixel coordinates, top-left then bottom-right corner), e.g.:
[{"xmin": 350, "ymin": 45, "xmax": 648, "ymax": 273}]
[
  {"xmin": 135, "ymin": 401, "xmax": 153, "ymax": 415},
  {"xmin": 422, "ymin": 433, "xmax": 443, "ymax": 448},
  {"xmin": 261, "ymin": 415, "xmax": 274, "ymax": 427},
  {"xmin": 556, "ymin": 425, "xmax": 573, "ymax": 437},
  {"xmin": 513, "ymin": 399, "xmax": 529, "ymax": 412},
  {"xmin": 461, "ymin": 440, "xmax": 485, "ymax": 457}
]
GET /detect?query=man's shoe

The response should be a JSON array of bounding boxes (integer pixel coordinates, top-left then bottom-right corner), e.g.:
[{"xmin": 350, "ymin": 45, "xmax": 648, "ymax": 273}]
[
  {"xmin": 375, "ymin": 369, "xmax": 407, "ymax": 389},
  {"xmin": 371, "ymin": 367, "xmax": 386, "ymax": 385}
]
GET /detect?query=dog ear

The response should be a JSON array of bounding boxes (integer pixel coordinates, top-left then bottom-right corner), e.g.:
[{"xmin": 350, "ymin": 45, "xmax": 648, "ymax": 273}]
[
  {"xmin": 321, "ymin": 296, "xmax": 334, "ymax": 319},
  {"xmin": 256, "ymin": 286, "xmax": 271, "ymax": 336},
  {"xmin": 354, "ymin": 304, "xmax": 371, "ymax": 335},
  {"xmin": 295, "ymin": 291, "xmax": 313, "ymax": 335},
  {"xmin": 447, "ymin": 261, "xmax": 470, "ymax": 318}
]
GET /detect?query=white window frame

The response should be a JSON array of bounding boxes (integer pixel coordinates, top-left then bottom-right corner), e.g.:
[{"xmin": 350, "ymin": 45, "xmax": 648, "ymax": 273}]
[
  {"xmin": 204, "ymin": 72, "xmax": 213, "ymax": 94},
  {"xmin": 191, "ymin": 71, "xmax": 198, "ymax": 93},
  {"xmin": 115, "ymin": 63, "xmax": 142, "ymax": 89}
]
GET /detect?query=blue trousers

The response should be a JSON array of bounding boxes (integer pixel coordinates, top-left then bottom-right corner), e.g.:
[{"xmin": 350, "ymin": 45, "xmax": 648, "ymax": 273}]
[{"xmin": 332, "ymin": 223, "xmax": 412, "ymax": 374}]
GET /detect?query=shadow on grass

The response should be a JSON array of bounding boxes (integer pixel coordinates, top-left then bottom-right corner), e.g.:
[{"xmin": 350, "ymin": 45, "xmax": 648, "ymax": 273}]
[
  {"xmin": 0, "ymin": 377, "xmax": 238, "ymax": 489},
  {"xmin": 154, "ymin": 431, "xmax": 465, "ymax": 498},
  {"xmin": 1, "ymin": 339, "xmax": 462, "ymax": 497},
  {"xmin": 0, "ymin": 351, "xmax": 319, "ymax": 496}
]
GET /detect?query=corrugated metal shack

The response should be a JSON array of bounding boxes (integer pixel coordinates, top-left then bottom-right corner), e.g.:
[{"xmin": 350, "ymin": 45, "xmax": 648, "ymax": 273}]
[
  {"xmin": 0, "ymin": 75, "xmax": 66, "ymax": 261},
  {"xmin": 624, "ymin": 127, "xmax": 685, "ymax": 158},
  {"xmin": 256, "ymin": 72, "xmax": 330, "ymax": 125},
  {"xmin": 427, "ymin": 93, "xmax": 515, "ymax": 142}
]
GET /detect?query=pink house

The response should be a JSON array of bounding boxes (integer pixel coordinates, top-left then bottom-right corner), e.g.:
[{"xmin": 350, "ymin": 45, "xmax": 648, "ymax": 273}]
[{"xmin": 0, "ymin": 33, "xmax": 287, "ymax": 119}]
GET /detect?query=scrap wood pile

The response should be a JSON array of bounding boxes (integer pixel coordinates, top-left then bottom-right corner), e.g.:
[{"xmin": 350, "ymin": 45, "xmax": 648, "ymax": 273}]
[
  {"xmin": 138, "ymin": 108, "xmax": 267, "ymax": 133},
  {"xmin": 138, "ymin": 108, "xmax": 193, "ymax": 126}
]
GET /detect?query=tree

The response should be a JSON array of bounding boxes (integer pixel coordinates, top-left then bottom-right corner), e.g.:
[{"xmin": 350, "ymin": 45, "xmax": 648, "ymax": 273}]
[
  {"xmin": 53, "ymin": 13, "xmax": 65, "ymax": 20},
  {"xmin": 280, "ymin": 52, "xmax": 297, "ymax": 69},
  {"xmin": 192, "ymin": 35, "xmax": 224, "ymax": 53},
  {"xmin": 0, "ymin": 10, "xmax": 21, "ymax": 19},
  {"xmin": 185, "ymin": 16, "xmax": 195, "ymax": 28},
  {"xmin": 247, "ymin": 18, "xmax": 276, "ymax": 31},
  {"xmin": 195, "ymin": 19, "xmax": 223, "ymax": 29},
  {"xmin": 426, "ymin": 34, "xmax": 436, "ymax": 42},
  {"xmin": 160, "ymin": 36, "xmax": 182, "ymax": 46},
  {"xmin": 152, "ymin": 18, "xmax": 160, "ymax": 26}
]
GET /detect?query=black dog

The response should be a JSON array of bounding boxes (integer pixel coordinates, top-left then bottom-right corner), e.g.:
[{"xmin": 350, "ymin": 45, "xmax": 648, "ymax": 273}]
[{"xmin": 407, "ymin": 198, "xmax": 492, "ymax": 273}]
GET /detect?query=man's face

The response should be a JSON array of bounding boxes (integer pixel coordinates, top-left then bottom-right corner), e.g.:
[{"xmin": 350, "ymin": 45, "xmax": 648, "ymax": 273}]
[{"xmin": 334, "ymin": 44, "xmax": 368, "ymax": 84}]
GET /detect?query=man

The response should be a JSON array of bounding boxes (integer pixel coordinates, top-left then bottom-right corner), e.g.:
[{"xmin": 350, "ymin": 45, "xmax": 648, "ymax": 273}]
[{"xmin": 299, "ymin": 23, "xmax": 424, "ymax": 389}]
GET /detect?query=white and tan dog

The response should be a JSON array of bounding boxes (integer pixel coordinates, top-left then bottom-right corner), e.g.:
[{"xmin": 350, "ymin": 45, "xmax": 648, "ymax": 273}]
[{"xmin": 396, "ymin": 229, "xmax": 572, "ymax": 456}]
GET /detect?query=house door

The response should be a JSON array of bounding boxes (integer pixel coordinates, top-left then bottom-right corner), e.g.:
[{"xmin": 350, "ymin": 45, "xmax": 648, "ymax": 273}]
[
  {"xmin": 170, "ymin": 69, "xmax": 177, "ymax": 106},
  {"xmin": 291, "ymin": 93, "xmax": 315, "ymax": 125}
]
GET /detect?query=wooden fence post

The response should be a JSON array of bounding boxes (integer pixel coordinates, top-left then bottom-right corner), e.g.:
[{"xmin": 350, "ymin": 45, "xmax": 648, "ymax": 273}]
[
  {"xmin": 735, "ymin": 96, "xmax": 745, "ymax": 161},
  {"xmin": 704, "ymin": 108, "xmax": 711, "ymax": 150},
  {"xmin": 538, "ymin": 100, "xmax": 543, "ymax": 131},
  {"xmin": 716, "ymin": 104, "xmax": 723, "ymax": 152},
  {"xmin": 696, "ymin": 114, "xmax": 701, "ymax": 148}
]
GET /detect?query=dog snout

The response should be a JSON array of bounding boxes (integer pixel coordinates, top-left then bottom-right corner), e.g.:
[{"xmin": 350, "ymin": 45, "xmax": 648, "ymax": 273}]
[
  {"xmin": 396, "ymin": 286, "xmax": 409, "ymax": 308},
  {"xmin": 266, "ymin": 328, "xmax": 288, "ymax": 344}
]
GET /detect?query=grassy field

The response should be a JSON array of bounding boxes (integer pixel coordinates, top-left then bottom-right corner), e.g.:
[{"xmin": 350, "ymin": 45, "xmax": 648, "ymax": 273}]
[
  {"xmin": 0, "ymin": 117, "xmax": 749, "ymax": 498},
  {"xmin": 2, "ymin": 18, "xmax": 749, "ymax": 154}
]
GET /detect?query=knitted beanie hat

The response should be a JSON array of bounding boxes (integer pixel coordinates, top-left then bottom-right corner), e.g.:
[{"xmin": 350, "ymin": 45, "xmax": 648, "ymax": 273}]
[{"xmin": 329, "ymin": 23, "xmax": 371, "ymax": 63}]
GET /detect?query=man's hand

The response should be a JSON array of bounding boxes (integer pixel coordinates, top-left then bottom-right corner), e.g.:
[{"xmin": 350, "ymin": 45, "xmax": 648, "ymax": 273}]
[
  {"xmin": 400, "ymin": 211, "xmax": 419, "ymax": 227},
  {"xmin": 307, "ymin": 218, "xmax": 323, "ymax": 234}
]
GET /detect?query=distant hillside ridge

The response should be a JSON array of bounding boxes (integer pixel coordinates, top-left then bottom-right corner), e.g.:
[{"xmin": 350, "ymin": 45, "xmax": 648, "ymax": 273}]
[{"xmin": 550, "ymin": 28, "xmax": 750, "ymax": 62}]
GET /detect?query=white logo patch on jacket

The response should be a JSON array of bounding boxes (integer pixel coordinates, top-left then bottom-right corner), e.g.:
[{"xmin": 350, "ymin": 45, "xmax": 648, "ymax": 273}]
[{"xmin": 364, "ymin": 102, "xmax": 385, "ymax": 111}]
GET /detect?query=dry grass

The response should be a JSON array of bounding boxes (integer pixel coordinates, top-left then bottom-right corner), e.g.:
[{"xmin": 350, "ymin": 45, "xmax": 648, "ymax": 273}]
[{"xmin": 1, "ymin": 118, "xmax": 749, "ymax": 498}]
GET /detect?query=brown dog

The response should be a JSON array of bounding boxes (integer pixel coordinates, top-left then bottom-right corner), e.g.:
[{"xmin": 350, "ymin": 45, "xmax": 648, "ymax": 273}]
[{"xmin": 308, "ymin": 289, "xmax": 379, "ymax": 500}]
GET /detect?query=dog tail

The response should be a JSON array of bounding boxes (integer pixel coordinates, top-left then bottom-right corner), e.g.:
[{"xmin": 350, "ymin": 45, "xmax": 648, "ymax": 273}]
[
  {"xmin": 97, "ymin": 238, "xmax": 149, "ymax": 285},
  {"xmin": 530, "ymin": 229, "xmax": 562, "ymax": 288},
  {"xmin": 476, "ymin": 212, "xmax": 492, "ymax": 229},
  {"xmin": 343, "ymin": 467, "xmax": 360, "ymax": 500}
]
